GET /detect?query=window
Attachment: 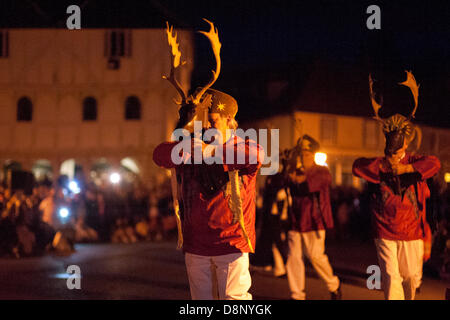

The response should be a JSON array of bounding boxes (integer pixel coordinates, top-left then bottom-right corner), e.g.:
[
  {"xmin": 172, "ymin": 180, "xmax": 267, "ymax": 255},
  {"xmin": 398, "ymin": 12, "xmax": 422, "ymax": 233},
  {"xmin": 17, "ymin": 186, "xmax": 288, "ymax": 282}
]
[
  {"xmin": 82, "ymin": 97, "xmax": 97, "ymax": 121},
  {"xmin": 320, "ymin": 116, "xmax": 337, "ymax": 145},
  {"xmin": 125, "ymin": 96, "xmax": 141, "ymax": 120},
  {"xmin": 17, "ymin": 97, "xmax": 33, "ymax": 121},
  {"xmin": 104, "ymin": 30, "xmax": 132, "ymax": 58},
  {"xmin": 0, "ymin": 30, "xmax": 9, "ymax": 58}
]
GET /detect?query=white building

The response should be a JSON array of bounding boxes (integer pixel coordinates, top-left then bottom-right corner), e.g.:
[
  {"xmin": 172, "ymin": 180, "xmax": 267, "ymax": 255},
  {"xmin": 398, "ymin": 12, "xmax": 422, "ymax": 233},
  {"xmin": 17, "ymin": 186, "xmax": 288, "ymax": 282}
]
[{"xmin": 0, "ymin": 28, "xmax": 194, "ymax": 187}]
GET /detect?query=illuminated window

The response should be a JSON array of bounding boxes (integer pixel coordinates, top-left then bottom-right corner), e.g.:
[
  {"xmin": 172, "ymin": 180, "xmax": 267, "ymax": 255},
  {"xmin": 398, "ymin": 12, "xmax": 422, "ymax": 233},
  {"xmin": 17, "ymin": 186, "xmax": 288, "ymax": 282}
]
[
  {"xmin": 17, "ymin": 97, "xmax": 33, "ymax": 121},
  {"xmin": 82, "ymin": 97, "xmax": 97, "ymax": 121},
  {"xmin": 125, "ymin": 96, "xmax": 141, "ymax": 120}
]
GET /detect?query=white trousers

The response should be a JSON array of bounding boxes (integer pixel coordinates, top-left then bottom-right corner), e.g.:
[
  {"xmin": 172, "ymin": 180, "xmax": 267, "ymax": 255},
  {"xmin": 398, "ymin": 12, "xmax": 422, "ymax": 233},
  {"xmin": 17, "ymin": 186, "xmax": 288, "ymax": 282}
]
[
  {"xmin": 374, "ymin": 238, "xmax": 424, "ymax": 300},
  {"xmin": 185, "ymin": 252, "xmax": 252, "ymax": 300},
  {"xmin": 286, "ymin": 230, "xmax": 340, "ymax": 300}
]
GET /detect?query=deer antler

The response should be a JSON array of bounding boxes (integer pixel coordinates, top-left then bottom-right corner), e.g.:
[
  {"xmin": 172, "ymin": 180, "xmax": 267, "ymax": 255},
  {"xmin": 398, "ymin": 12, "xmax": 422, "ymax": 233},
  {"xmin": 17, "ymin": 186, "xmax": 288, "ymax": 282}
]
[
  {"xmin": 162, "ymin": 22, "xmax": 188, "ymax": 105},
  {"xmin": 398, "ymin": 70, "xmax": 419, "ymax": 119},
  {"xmin": 368, "ymin": 74, "xmax": 384, "ymax": 122},
  {"xmin": 192, "ymin": 19, "xmax": 222, "ymax": 105}
]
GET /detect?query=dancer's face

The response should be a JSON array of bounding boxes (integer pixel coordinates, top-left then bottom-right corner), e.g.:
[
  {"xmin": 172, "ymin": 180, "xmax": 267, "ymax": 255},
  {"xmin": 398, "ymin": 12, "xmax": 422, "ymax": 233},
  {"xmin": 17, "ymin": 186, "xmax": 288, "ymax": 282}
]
[
  {"xmin": 387, "ymin": 140, "xmax": 408, "ymax": 165},
  {"xmin": 208, "ymin": 113, "xmax": 232, "ymax": 142}
]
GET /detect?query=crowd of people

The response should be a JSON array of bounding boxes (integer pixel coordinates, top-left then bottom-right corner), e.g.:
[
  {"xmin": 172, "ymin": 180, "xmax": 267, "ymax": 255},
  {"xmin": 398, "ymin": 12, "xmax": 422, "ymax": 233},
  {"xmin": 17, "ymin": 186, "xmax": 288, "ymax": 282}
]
[{"xmin": 0, "ymin": 175, "xmax": 179, "ymax": 258}]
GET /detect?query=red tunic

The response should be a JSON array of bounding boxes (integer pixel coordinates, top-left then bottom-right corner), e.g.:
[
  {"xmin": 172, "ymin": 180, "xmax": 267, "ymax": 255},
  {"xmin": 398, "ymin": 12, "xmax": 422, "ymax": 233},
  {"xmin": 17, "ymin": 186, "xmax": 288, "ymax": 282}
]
[
  {"xmin": 352, "ymin": 153, "xmax": 440, "ymax": 242},
  {"xmin": 289, "ymin": 165, "xmax": 334, "ymax": 232},
  {"xmin": 153, "ymin": 135, "xmax": 264, "ymax": 256}
]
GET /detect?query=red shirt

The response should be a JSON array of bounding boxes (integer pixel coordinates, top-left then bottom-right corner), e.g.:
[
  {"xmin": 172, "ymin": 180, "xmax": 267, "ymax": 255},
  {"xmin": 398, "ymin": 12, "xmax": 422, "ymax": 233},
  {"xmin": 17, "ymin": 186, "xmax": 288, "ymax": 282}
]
[
  {"xmin": 153, "ymin": 135, "xmax": 264, "ymax": 256},
  {"xmin": 352, "ymin": 153, "xmax": 440, "ymax": 241},
  {"xmin": 289, "ymin": 165, "xmax": 334, "ymax": 232}
]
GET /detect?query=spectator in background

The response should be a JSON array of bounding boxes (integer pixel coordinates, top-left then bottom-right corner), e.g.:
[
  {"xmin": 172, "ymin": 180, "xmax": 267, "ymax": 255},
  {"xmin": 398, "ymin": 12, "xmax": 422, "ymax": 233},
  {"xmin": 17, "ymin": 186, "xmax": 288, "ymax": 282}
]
[
  {"xmin": 0, "ymin": 190, "xmax": 23, "ymax": 257},
  {"xmin": 96, "ymin": 190, "xmax": 107, "ymax": 241},
  {"xmin": 39, "ymin": 187, "xmax": 56, "ymax": 229},
  {"xmin": 84, "ymin": 185, "xmax": 101, "ymax": 233},
  {"xmin": 252, "ymin": 173, "xmax": 289, "ymax": 277},
  {"xmin": 147, "ymin": 193, "xmax": 163, "ymax": 241}
]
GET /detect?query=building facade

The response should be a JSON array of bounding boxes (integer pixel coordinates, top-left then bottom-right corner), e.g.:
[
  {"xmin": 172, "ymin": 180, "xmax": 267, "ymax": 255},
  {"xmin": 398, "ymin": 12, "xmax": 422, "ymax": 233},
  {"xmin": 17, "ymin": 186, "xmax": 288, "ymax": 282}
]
[{"xmin": 0, "ymin": 28, "xmax": 194, "ymax": 187}]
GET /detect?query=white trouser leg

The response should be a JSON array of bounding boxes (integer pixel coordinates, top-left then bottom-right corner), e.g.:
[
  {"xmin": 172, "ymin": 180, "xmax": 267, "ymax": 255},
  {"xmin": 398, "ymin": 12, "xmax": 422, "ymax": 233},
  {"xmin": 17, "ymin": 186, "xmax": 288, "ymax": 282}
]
[
  {"xmin": 374, "ymin": 238, "xmax": 405, "ymax": 300},
  {"xmin": 213, "ymin": 253, "xmax": 252, "ymax": 300},
  {"xmin": 398, "ymin": 239, "xmax": 424, "ymax": 300},
  {"xmin": 286, "ymin": 231, "xmax": 306, "ymax": 300},
  {"xmin": 414, "ymin": 240, "xmax": 424, "ymax": 290},
  {"xmin": 302, "ymin": 230, "xmax": 340, "ymax": 293},
  {"xmin": 185, "ymin": 252, "xmax": 252, "ymax": 300},
  {"xmin": 185, "ymin": 252, "xmax": 217, "ymax": 300}
]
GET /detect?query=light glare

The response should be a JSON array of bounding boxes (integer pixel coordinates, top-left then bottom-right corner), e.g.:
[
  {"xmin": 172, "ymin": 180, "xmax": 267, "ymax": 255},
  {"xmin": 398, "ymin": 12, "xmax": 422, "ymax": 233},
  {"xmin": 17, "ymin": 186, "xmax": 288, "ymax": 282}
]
[
  {"xmin": 59, "ymin": 207, "xmax": 69, "ymax": 218},
  {"xmin": 314, "ymin": 152, "xmax": 327, "ymax": 166},
  {"xmin": 110, "ymin": 172, "xmax": 121, "ymax": 184}
]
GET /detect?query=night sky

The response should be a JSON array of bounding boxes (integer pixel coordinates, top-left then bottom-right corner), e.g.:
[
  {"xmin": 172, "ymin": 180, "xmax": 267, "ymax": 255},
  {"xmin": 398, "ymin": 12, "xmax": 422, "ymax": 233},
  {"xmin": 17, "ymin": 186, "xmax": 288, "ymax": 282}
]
[{"xmin": 1, "ymin": 0, "xmax": 449, "ymax": 127}]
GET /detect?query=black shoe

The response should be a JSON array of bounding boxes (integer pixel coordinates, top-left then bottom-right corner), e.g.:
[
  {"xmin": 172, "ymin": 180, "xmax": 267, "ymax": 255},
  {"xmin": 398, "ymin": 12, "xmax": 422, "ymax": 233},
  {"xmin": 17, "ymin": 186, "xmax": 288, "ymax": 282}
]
[{"xmin": 330, "ymin": 282, "xmax": 342, "ymax": 300}]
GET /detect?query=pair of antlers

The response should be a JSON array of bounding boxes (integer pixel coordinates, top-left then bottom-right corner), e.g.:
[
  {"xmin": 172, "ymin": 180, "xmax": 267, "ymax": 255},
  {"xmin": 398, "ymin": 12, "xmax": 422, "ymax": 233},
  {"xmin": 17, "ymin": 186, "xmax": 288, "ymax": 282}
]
[
  {"xmin": 163, "ymin": 19, "xmax": 222, "ymax": 106},
  {"xmin": 369, "ymin": 70, "xmax": 420, "ymax": 122}
]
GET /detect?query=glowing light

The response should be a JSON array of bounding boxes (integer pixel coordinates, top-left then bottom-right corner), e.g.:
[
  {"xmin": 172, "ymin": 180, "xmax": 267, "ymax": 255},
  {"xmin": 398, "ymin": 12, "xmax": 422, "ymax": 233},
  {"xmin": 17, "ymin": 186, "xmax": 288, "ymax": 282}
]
[
  {"xmin": 59, "ymin": 207, "xmax": 69, "ymax": 219},
  {"xmin": 68, "ymin": 181, "xmax": 81, "ymax": 194},
  {"xmin": 109, "ymin": 172, "xmax": 121, "ymax": 184},
  {"xmin": 217, "ymin": 102, "xmax": 225, "ymax": 111},
  {"xmin": 314, "ymin": 152, "xmax": 327, "ymax": 166},
  {"xmin": 445, "ymin": 172, "xmax": 450, "ymax": 183}
]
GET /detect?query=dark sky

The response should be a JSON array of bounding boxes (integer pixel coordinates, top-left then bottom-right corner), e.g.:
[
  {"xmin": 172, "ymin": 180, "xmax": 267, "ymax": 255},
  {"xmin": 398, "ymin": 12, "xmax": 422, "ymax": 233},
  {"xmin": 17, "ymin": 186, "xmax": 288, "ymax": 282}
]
[{"xmin": 1, "ymin": 0, "xmax": 449, "ymax": 127}]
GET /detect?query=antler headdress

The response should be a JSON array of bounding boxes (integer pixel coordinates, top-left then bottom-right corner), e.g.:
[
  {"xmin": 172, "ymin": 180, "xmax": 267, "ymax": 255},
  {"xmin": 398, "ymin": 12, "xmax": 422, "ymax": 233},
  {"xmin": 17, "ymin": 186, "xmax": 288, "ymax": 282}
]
[
  {"xmin": 163, "ymin": 19, "xmax": 222, "ymax": 129},
  {"xmin": 369, "ymin": 71, "xmax": 421, "ymax": 135},
  {"xmin": 368, "ymin": 71, "xmax": 422, "ymax": 154}
]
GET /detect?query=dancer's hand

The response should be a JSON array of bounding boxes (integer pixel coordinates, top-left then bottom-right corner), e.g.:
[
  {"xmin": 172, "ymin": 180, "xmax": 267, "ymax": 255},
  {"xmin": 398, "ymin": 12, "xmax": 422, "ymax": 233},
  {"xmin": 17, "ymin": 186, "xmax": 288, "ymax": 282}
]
[{"xmin": 390, "ymin": 163, "xmax": 414, "ymax": 175}]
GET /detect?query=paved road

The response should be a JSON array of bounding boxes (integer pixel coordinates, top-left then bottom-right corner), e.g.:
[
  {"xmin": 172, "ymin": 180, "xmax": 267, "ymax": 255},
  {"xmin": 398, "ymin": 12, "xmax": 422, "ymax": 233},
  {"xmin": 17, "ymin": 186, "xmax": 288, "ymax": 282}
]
[{"xmin": 0, "ymin": 241, "xmax": 447, "ymax": 300}]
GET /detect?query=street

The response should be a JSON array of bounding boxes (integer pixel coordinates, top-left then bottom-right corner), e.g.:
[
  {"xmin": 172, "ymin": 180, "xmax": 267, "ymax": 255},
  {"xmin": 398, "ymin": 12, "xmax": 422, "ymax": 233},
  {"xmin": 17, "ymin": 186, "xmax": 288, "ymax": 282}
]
[{"xmin": 0, "ymin": 241, "xmax": 447, "ymax": 300}]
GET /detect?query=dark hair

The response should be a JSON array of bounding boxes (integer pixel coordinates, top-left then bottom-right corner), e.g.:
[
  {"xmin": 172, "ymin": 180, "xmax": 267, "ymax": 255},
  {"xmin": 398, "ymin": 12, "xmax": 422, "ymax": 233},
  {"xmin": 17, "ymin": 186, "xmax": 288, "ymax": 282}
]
[{"xmin": 384, "ymin": 130, "xmax": 405, "ymax": 156}]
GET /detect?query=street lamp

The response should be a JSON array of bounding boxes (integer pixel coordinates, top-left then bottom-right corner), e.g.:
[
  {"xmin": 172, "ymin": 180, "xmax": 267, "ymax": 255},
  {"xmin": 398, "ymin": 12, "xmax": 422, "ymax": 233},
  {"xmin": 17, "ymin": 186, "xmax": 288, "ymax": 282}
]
[
  {"xmin": 314, "ymin": 152, "xmax": 327, "ymax": 166},
  {"xmin": 445, "ymin": 172, "xmax": 450, "ymax": 183},
  {"xmin": 109, "ymin": 172, "xmax": 121, "ymax": 184}
]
